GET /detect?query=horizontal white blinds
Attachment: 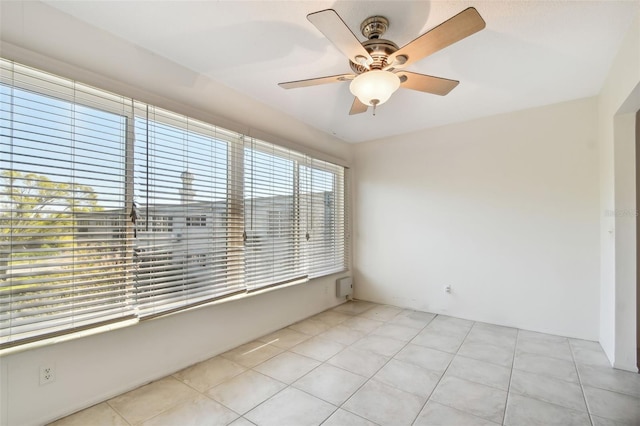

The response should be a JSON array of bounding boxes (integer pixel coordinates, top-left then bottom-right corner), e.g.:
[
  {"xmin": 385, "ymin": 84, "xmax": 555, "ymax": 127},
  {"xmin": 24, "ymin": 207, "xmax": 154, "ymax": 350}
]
[
  {"xmin": 244, "ymin": 138, "xmax": 307, "ymax": 289},
  {"xmin": 133, "ymin": 104, "xmax": 245, "ymax": 318},
  {"xmin": 244, "ymin": 139, "xmax": 347, "ymax": 285},
  {"xmin": 0, "ymin": 58, "xmax": 348, "ymax": 349},
  {"xmin": 301, "ymin": 159, "xmax": 347, "ymax": 277},
  {"xmin": 0, "ymin": 61, "xmax": 135, "ymax": 347}
]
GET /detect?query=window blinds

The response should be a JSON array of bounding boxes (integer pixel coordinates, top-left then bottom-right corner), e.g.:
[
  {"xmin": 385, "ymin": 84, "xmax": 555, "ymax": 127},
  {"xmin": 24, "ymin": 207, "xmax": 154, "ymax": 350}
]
[
  {"xmin": 132, "ymin": 104, "xmax": 246, "ymax": 318},
  {"xmin": 0, "ymin": 58, "xmax": 348, "ymax": 349},
  {"xmin": 244, "ymin": 137, "xmax": 307, "ymax": 290},
  {"xmin": 0, "ymin": 60, "xmax": 135, "ymax": 346},
  {"xmin": 301, "ymin": 159, "xmax": 347, "ymax": 278}
]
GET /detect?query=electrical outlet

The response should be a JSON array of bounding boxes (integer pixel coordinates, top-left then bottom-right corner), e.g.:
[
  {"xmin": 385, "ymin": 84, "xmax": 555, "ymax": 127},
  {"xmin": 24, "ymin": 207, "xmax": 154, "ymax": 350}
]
[
  {"xmin": 39, "ymin": 365, "xmax": 55, "ymax": 385},
  {"xmin": 445, "ymin": 285, "xmax": 451, "ymax": 293}
]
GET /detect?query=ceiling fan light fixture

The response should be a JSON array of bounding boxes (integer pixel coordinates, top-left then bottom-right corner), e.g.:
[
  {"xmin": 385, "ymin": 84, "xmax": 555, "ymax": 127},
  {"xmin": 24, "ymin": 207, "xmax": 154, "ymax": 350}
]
[{"xmin": 349, "ymin": 70, "xmax": 400, "ymax": 107}]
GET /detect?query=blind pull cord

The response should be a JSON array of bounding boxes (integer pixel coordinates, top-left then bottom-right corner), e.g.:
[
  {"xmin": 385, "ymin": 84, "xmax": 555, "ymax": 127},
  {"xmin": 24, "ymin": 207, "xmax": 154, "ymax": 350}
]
[{"xmin": 129, "ymin": 201, "xmax": 138, "ymax": 238}]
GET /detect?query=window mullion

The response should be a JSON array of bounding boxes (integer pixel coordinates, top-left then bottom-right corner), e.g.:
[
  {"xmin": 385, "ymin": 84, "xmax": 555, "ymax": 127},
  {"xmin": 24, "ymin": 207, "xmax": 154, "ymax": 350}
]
[
  {"xmin": 124, "ymin": 100, "xmax": 136, "ymax": 314},
  {"xmin": 293, "ymin": 161, "xmax": 303, "ymax": 276},
  {"xmin": 228, "ymin": 135, "xmax": 245, "ymax": 289}
]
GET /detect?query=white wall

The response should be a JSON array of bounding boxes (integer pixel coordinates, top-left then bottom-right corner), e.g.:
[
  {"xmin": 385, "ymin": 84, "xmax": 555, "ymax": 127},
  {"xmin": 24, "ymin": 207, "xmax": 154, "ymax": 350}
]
[
  {"xmin": 637, "ymin": 110, "xmax": 640, "ymax": 360},
  {"xmin": 597, "ymin": 10, "xmax": 640, "ymax": 372},
  {"xmin": 353, "ymin": 97, "xmax": 600, "ymax": 340},
  {"xmin": 613, "ymin": 112, "xmax": 638, "ymax": 372},
  {"xmin": 0, "ymin": 3, "xmax": 354, "ymax": 425}
]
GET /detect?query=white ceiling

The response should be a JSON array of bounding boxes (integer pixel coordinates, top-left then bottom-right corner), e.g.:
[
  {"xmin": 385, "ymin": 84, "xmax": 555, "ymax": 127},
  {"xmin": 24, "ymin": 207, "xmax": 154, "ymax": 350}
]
[{"xmin": 42, "ymin": 1, "xmax": 639, "ymax": 143}]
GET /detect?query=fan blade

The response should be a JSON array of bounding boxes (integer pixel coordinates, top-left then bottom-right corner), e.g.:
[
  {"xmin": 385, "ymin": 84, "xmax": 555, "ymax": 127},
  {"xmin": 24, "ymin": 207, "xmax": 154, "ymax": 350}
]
[
  {"xmin": 389, "ymin": 7, "xmax": 485, "ymax": 68},
  {"xmin": 398, "ymin": 72, "xmax": 459, "ymax": 96},
  {"xmin": 349, "ymin": 97, "xmax": 368, "ymax": 115},
  {"xmin": 279, "ymin": 74, "xmax": 355, "ymax": 89},
  {"xmin": 308, "ymin": 9, "xmax": 373, "ymax": 66}
]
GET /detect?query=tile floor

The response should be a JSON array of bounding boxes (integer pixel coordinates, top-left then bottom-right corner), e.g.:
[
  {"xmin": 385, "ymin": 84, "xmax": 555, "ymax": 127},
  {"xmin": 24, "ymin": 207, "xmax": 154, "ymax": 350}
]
[{"xmin": 50, "ymin": 301, "xmax": 640, "ymax": 426}]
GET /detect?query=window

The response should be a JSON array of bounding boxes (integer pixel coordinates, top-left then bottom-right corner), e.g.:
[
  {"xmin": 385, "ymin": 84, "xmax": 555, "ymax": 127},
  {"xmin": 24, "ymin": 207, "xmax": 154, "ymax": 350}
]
[
  {"xmin": 186, "ymin": 216, "xmax": 206, "ymax": 227},
  {"xmin": 0, "ymin": 60, "xmax": 134, "ymax": 346},
  {"xmin": 132, "ymin": 104, "xmax": 242, "ymax": 318},
  {"xmin": 301, "ymin": 160, "xmax": 347, "ymax": 277},
  {"xmin": 268, "ymin": 210, "xmax": 292, "ymax": 238},
  {"xmin": 244, "ymin": 138, "xmax": 303, "ymax": 290},
  {"xmin": 0, "ymin": 59, "xmax": 348, "ymax": 349}
]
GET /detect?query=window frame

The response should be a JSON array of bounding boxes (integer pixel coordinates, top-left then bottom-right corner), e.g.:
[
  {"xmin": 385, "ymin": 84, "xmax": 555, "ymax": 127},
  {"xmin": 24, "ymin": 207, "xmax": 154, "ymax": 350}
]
[{"xmin": 0, "ymin": 58, "xmax": 348, "ymax": 350}]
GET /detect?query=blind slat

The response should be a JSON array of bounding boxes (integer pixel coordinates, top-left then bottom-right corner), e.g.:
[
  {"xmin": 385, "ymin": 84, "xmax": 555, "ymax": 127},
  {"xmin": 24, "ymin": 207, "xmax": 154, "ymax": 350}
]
[
  {"xmin": 1, "ymin": 60, "xmax": 133, "ymax": 347},
  {"xmin": 1, "ymin": 58, "xmax": 347, "ymax": 349}
]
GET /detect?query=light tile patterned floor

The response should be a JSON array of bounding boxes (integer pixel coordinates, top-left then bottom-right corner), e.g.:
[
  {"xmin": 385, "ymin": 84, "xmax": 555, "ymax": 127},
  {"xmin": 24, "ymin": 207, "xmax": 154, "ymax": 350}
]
[{"xmin": 50, "ymin": 301, "xmax": 640, "ymax": 426}]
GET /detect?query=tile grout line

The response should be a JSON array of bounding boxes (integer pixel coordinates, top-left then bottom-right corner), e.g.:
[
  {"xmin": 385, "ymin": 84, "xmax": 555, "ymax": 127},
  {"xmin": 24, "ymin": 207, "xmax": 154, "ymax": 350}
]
[
  {"xmin": 318, "ymin": 303, "xmax": 396, "ymax": 425},
  {"xmin": 178, "ymin": 372, "xmax": 248, "ymax": 425},
  {"xmin": 287, "ymin": 348, "xmax": 350, "ymax": 425},
  {"xmin": 104, "ymin": 401, "xmax": 133, "ymax": 426},
  {"xmin": 367, "ymin": 312, "xmax": 439, "ymax": 421},
  {"xmin": 228, "ymin": 305, "xmax": 362, "ymax": 424},
  {"xmin": 237, "ymin": 302, "xmax": 380, "ymax": 426},
  {"xmin": 108, "ymin": 376, "xmax": 205, "ymax": 426},
  {"xmin": 568, "ymin": 340, "xmax": 595, "ymax": 426},
  {"xmin": 241, "ymin": 335, "xmax": 336, "ymax": 424},
  {"xmin": 414, "ymin": 321, "xmax": 519, "ymax": 425},
  {"xmin": 502, "ymin": 328, "xmax": 519, "ymax": 426},
  {"xmin": 207, "ymin": 372, "xmax": 283, "ymax": 422},
  {"xmin": 209, "ymin": 321, "xmax": 333, "ymax": 424},
  {"xmin": 509, "ymin": 338, "xmax": 621, "ymax": 422},
  {"xmin": 329, "ymin": 308, "xmax": 435, "ymax": 425},
  {"xmin": 54, "ymin": 302, "xmax": 638, "ymax": 426},
  {"xmin": 507, "ymin": 334, "xmax": 600, "ymax": 422},
  {"xmin": 233, "ymin": 345, "xmax": 330, "ymax": 424},
  {"xmin": 408, "ymin": 315, "xmax": 476, "ymax": 426},
  {"xmin": 334, "ymin": 309, "xmax": 428, "ymax": 423}
]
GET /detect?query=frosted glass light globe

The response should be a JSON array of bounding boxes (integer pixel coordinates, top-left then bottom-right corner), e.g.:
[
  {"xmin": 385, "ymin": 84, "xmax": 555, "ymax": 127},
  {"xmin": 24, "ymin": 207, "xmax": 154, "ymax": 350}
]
[{"xmin": 349, "ymin": 70, "xmax": 401, "ymax": 106}]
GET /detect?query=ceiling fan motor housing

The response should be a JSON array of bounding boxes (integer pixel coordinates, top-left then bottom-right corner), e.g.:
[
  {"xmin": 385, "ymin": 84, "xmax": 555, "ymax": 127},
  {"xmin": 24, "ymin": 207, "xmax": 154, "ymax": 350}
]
[
  {"xmin": 349, "ymin": 38, "xmax": 399, "ymax": 73},
  {"xmin": 360, "ymin": 16, "xmax": 389, "ymax": 39}
]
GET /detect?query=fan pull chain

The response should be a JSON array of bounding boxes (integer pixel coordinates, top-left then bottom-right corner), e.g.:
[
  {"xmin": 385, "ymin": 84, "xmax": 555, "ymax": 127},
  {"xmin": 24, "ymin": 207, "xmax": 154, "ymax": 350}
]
[{"xmin": 371, "ymin": 99, "xmax": 379, "ymax": 116}]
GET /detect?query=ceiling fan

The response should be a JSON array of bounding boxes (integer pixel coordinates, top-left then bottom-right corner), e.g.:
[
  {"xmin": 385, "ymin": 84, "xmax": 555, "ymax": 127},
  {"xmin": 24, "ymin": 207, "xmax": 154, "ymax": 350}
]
[{"xmin": 279, "ymin": 7, "xmax": 486, "ymax": 115}]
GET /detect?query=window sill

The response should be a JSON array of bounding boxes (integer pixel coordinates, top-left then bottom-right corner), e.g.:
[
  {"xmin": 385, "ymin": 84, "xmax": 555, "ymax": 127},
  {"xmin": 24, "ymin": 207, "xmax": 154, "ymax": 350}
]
[
  {"xmin": 0, "ymin": 318, "xmax": 140, "ymax": 357},
  {"xmin": 0, "ymin": 271, "xmax": 347, "ymax": 357}
]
